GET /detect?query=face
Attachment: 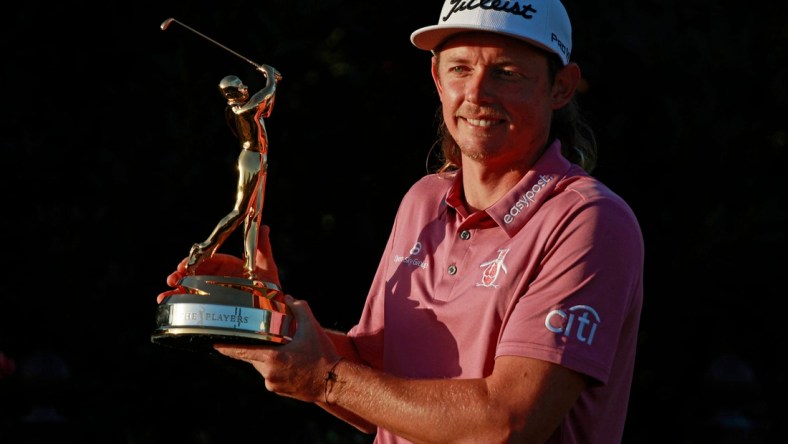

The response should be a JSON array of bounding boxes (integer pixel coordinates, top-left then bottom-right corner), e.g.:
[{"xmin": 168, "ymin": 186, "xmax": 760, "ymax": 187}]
[
  {"xmin": 432, "ymin": 32, "xmax": 579, "ymax": 169},
  {"xmin": 221, "ymin": 80, "xmax": 250, "ymax": 104}
]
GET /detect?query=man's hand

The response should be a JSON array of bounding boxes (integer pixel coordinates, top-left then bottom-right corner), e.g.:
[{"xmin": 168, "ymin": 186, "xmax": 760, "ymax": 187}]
[
  {"xmin": 214, "ymin": 294, "xmax": 341, "ymax": 404},
  {"xmin": 156, "ymin": 225, "xmax": 281, "ymax": 304}
]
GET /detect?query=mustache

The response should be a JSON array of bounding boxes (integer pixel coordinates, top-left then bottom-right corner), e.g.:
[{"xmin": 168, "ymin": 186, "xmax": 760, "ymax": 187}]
[{"xmin": 455, "ymin": 105, "xmax": 507, "ymax": 121}]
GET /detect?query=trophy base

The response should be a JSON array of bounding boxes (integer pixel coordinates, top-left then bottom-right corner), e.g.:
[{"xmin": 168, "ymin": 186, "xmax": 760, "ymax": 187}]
[
  {"xmin": 151, "ymin": 327, "xmax": 290, "ymax": 351},
  {"xmin": 151, "ymin": 275, "xmax": 293, "ymax": 352}
]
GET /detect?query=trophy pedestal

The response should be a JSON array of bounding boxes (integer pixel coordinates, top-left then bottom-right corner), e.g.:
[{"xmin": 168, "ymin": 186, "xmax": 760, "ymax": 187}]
[{"xmin": 151, "ymin": 275, "xmax": 292, "ymax": 352}]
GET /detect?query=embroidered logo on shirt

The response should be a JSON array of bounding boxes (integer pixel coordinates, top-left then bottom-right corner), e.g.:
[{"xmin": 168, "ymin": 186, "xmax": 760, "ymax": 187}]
[
  {"xmin": 503, "ymin": 174, "xmax": 554, "ymax": 224},
  {"xmin": 544, "ymin": 305, "xmax": 600, "ymax": 345},
  {"xmin": 476, "ymin": 249, "xmax": 509, "ymax": 288},
  {"xmin": 393, "ymin": 241, "xmax": 429, "ymax": 269}
]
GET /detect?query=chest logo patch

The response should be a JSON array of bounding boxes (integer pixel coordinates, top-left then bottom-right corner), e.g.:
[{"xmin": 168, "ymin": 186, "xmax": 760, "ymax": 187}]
[
  {"xmin": 393, "ymin": 241, "xmax": 429, "ymax": 269},
  {"xmin": 477, "ymin": 248, "xmax": 510, "ymax": 288}
]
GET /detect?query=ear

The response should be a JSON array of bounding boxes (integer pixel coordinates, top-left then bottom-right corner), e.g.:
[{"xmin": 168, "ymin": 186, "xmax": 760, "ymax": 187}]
[
  {"xmin": 431, "ymin": 55, "xmax": 444, "ymax": 99},
  {"xmin": 551, "ymin": 62, "xmax": 581, "ymax": 109}
]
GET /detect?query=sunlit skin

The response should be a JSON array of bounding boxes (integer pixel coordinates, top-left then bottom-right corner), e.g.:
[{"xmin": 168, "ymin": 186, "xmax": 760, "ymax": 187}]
[{"xmin": 433, "ymin": 31, "xmax": 580, "ymax": 211}]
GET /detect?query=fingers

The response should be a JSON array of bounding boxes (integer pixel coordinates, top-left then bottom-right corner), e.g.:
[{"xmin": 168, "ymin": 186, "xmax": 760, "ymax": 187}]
[
  {"xmin": 284, "ymin": 296, "xmax": 321, "ymax": 341},
  {"xmin": 156, "ymin": 289, "xmax": 180, "ymax": 304},
  {"xmin": 287, "ymin": 295, "xmax": 310, "ymax": 321},
  {"xmin": 213, "ymin": 343, "xmax": 274, "ymax": 364},
  {"xmin": 159, "ymin": 226, "xmax": 280, "ymax": 304},
  {"xmin": 256, "ymin": 225, "xmax": 275, "ymax": 258},
  {"xmin": 255, "ymin": 225, "xmax": 281, "ymax": 286},
  {"xmin": 165, "ymin": 270, "xmax": 184, "ymax": 287}
]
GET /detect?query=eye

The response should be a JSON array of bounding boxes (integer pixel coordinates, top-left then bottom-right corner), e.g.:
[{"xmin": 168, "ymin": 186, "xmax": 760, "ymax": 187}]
[{"xmin": 494, "ymin": 68, "xmax": 524, "ymax": 80}]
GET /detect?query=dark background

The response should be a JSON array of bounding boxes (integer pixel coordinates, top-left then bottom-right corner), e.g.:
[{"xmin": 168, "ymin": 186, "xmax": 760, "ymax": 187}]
[{"xmin": 1, "ymin": 1, "xmax": 785, "ymax": 443}]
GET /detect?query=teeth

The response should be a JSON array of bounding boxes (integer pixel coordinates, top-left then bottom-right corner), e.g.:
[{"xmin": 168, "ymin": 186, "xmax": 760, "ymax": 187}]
[{"xmin": 467, "ymin": 118, "xmax": 496, "ymax": 127}]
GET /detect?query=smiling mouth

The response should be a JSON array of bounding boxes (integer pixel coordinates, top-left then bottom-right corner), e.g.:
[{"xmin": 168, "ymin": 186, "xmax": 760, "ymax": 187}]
[{"xmin": 465, "ymin": 117, "xmax": 502, "ymax": 127}]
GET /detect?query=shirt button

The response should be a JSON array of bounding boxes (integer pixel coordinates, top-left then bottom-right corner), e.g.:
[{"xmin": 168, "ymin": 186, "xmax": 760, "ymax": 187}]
[
  {"xmin": 459, "ymin": 230, "xmax": 471, "ymax": 240},
  {"xmin": 448, "ymin": 264, "xmax": 458, "ymax": 275}
]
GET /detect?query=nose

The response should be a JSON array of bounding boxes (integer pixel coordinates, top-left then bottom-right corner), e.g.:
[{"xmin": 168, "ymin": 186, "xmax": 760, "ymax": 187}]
[{"xmin": 465, "ymin": 71, "xmax": 493, "ymax": 105}]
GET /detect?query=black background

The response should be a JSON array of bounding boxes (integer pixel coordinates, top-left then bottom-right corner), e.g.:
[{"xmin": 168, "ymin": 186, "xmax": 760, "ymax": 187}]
[{"xmin": 1, "ymin": 1, "xmax": 786, "ymax": 443}]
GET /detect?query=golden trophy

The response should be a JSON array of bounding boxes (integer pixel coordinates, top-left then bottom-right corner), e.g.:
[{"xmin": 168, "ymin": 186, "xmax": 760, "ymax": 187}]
[{"xmin": 151, "ymin": 19, "xmax": 293, "ymax": 351}]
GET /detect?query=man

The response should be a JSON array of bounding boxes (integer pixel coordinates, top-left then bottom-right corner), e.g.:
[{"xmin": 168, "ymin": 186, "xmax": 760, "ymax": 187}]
[{"xmin": 160, "ymin": 1, "xmax": 644, "ymax": 442}]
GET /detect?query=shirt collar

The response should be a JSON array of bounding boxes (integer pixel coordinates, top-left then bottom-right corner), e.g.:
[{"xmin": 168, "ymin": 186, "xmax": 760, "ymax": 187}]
[{"xmin": 441, "ymin": 140, "xmax": 579, "ymax": 236}]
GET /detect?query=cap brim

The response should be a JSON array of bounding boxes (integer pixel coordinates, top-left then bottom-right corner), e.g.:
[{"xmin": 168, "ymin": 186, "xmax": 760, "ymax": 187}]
[
  {"xmin": 411, "ymin": 24, "xmax": 494, "ymax": 50},
  {"xmin": 411, "ymin": 24, "xmax": 559, "ymax": 59}
]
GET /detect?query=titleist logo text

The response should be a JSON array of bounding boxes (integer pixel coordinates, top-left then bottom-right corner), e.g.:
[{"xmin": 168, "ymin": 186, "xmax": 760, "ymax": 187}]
[{"xmin": 443, "ymin": 0, "xmax": 538, "ymax": 21}]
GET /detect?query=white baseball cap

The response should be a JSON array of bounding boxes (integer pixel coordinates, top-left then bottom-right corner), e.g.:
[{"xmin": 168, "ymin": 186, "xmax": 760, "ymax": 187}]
[{"xmin": 410, "ymin": 0, "xmax": 572, "ymax": 65}]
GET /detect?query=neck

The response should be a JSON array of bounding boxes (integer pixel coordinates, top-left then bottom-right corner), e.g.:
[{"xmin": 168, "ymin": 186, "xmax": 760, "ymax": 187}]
[{"xmin": 461, "ymin": 162, "xmax": 527, "ymax": 212}]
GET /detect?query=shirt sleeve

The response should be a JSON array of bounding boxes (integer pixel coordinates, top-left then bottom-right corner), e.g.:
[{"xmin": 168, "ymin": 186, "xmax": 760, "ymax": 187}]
[{"xmin": 496, "ymin": 190, "xmax": 644, "ymax": 385}]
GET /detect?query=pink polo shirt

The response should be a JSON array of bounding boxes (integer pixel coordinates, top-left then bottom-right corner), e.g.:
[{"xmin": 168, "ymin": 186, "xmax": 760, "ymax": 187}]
[{"xmin": 347, "ymin": 141, "xmax": 644, "ymax": 444}]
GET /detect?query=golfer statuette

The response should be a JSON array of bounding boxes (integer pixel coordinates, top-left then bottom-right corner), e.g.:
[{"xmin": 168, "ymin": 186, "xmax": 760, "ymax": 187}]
[{"xmin": 151, "ymin": 19, "xmax": 293, "ymax": 351}]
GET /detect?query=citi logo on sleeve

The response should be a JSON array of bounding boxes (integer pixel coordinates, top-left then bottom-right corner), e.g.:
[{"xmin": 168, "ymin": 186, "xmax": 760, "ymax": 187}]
[{"xmin": 544, "ymin": 305, "xmax": 600, "ymax": 345}]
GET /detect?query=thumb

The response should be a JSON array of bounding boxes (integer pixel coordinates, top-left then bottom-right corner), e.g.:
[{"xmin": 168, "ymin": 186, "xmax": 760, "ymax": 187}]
[
  {"xmin": 285, "ymin": 295, "xmax": 319, "ymax": 337},
  {"xmin": 255, "ymin": 225, "xmax": 280, "ymax": 286},
  {"xmin": 257, "ymin": 225, "xmax": 274, "ymax": 253}
]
